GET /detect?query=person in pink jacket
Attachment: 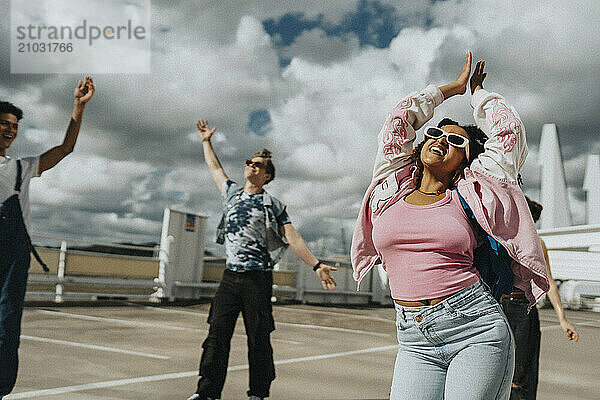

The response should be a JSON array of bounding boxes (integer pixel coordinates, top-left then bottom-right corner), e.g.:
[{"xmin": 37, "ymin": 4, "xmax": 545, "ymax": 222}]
[{"xmin": 351, "ymin": 52, "xmax": 549, "ymax": 399}]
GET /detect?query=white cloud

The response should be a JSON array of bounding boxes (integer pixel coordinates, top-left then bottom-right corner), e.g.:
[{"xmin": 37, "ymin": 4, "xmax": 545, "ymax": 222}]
[
  {"xmin": 3, "ymin": 0, "xmax": 599, "ymax": 251},
  {"xmin": 280, "ymin": 29, "xmax": 360, "ymax": 65}
]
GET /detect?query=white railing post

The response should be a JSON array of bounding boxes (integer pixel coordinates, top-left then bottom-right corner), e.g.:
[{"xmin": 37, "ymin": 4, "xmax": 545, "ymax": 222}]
[
  {"xmin": 55, "ymin": 240, "xmax": 67, "ymax": 303},
  {"xmin": 154, "ymin": 235, "xmax": 174, "ymax": 300}
]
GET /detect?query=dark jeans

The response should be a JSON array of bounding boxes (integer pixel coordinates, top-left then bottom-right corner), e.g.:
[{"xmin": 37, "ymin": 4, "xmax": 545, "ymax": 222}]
[
  {"xmin": 0, "ymin": 236, "xmax": 30, "ymax": 397},
  {"xmin": 501, "ymin": 298, "xmax": 541, "ymax": 400},
  {"xmin": 196, "ymin": 269, "xmax": 275, "ymax": 399}
]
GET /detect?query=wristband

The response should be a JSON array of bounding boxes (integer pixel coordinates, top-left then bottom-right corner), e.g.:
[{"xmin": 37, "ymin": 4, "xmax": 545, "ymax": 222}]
[{"xmin": 312, "ymin": 261, "xmax": 322, "ymax": 271}]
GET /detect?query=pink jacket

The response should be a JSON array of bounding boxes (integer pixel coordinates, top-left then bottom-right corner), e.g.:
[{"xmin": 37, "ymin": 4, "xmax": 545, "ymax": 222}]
[{"xmin": 351, "ymin": 85, "xmax": 549, "ymax": 306}]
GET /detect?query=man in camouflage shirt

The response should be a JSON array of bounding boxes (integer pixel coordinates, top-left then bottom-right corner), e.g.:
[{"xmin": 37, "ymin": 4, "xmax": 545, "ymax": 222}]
[{"xmin": 187, "ymin": 120, "xmax": 337, "ymax": 400}]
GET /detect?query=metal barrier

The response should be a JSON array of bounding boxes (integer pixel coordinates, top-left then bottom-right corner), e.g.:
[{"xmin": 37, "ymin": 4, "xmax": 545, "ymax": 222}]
[
  {"xmin": 26, "ymin": 234, "xmax": 393, "ymax": 305},
  {"xmin": 538, "ymin": 224, "xmax": 600, "ymax": 310},
  {"xmin": 27, "ymin": 235, "xmax": 161, "ymax": 302}
]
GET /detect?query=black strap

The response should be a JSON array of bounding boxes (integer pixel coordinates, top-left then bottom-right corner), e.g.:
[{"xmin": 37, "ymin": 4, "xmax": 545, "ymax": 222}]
[
  {"xmin": 29, "ymin": 242, "xmax": 49, "ymax": 272},
  {"xmin": 13, "ymin": 159, "xmax": 49, "ymax": 272},
  {"xmin": 15, "ymin": 159, "xmax": 22, "ymax": 192}
]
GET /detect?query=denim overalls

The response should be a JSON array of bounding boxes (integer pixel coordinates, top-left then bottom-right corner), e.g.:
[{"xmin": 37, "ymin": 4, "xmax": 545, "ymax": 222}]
[{"xmin": 0, "ymin": 160, "xmax": 46, "ymax": 397}]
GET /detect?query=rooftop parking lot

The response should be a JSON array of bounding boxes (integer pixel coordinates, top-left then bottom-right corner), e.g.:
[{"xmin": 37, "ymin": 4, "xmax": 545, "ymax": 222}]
[{"xmin": 6, "ymin": 303, "xmax": 600, "ymax": 399}]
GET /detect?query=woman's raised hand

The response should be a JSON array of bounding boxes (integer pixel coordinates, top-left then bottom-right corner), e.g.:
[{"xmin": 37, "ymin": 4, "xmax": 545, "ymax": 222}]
[
  {"xmin": 454, "ymin": 51, "xmax": 472, "ymax": 95},
  {"xmin": 439, "ymin": 51, "xmax": 472, "ymax": 100},
  {"xmin": 470, "ymin": 59, "xmax": 487, "ymax": 94}
]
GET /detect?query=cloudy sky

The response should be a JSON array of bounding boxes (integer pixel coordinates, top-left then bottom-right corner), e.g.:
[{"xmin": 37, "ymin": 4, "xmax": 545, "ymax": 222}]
[{"xmin": 1, "ymin": 0, "xmax": 599, "ymax": 255}]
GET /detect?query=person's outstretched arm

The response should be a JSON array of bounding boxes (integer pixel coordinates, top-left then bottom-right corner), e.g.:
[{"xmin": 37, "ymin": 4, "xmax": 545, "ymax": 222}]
[
  {"xmin": 541, "ymin": 238, "xmax": 579, "ymax": 341},
  {"xmin": 196, "ymin": 119, "xmax": 228, "ymax": 190},
  {"xmin": 371, "ymin": 51, "xmax": 471, "ymax": 183},
  {"xmin": 469, "ymin": 58, "xmax": 528, "ymax": 181},
  {"xmin": 281, "ymin": 224, "xmax": 338, "ymax": 290},
  {"xmin": 39, "ymin": 76, "xmax": 95, "ymax": 173}
]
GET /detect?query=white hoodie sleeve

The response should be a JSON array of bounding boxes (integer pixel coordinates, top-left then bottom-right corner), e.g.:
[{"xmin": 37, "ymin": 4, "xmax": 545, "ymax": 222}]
[
  {"xmin": 371, "ymin": 84, "xmax": 444, "ymax": 183},
  {"xmin": 469, "ymin": 89, "xmax": 528, "ymax": 182}
]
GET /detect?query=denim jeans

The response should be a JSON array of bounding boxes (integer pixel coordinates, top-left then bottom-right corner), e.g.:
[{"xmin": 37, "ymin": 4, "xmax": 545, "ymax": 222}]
[
  {"xmin": 196, "ymin": 269, "xmax": 275, "ymax": 399},
  {"xmin": 501, "ymin": 298, "xmax": 540, "ymax": 400},
  {"xmin": 390, "ymin": 280, "xmax": 515, "ymax": 400}
]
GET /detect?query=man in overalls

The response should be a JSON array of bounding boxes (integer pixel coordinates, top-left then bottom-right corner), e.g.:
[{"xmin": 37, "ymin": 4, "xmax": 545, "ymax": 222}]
[{"xmin": 0, "ymin": 76, "xmax": 95, "ymax": 398}]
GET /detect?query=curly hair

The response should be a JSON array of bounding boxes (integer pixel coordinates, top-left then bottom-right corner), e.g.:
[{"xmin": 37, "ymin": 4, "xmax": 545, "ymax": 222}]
[
  {"xmin": 525, "ymin": 196, "xmax": 543, "ymax": 223},
  {"xmin": 252, "ymin": 148, "xmax": 275, "ymax": 184},
  {"xmin": 410, "ymin": 118, "xmax": 488, "ymax": 188},
  {"xmin": 0, "ymin": 101, "xmax": 23, "ymax": 120}
]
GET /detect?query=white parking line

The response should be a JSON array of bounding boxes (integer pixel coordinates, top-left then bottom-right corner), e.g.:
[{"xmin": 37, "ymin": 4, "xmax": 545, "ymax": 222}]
[
  {"xmin": 275, "ymin": 321, "xmax": 391, "ymax": 337},
  {"xmin": 38, "ymin": 308, "xmax": 389, "ymax": 338},
  {"xmin": 34, "ymin": 309, "xmax": 198, "ymax": 331},
  {"xmin": 21, "ymin": 335, "xmax": 170, "ymax": 360},
  {"xmin": 135, "ymin": 306, "xmax": 391, "ymax": 338},
  {"xmin": 6, "ymin": 344, "xmax": 398, "ymax": 399},
  {"xmin": 277, "ymin": 306, "xmax": 395, "ymax": 323},
  {"xmin": 540, "ymin": 320, "xmax": 600, "ymax": 332},
  {"xmin": 33, "ymin": 309, "xmax": 302, "ymax": 345},
  {"xmin": 148, "ymin": 304, "xmax": 396, "ymax": 324}
]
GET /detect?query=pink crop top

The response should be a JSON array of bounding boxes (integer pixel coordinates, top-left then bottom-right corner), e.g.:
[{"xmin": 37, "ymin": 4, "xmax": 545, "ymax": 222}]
[{"xmin": 371, "ymin": 189, "xmax": 479, "ymax": 301}]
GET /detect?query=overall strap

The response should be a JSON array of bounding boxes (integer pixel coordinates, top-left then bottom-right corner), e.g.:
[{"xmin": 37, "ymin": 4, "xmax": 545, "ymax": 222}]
[
  {"xmin": 14, "ymin": 159, "xmax": 49, "ymax": 272},
  {"xmin": 29, "ymin": 243, "xmax": 49, "ymax": 272},
  {"xmin": 15, "ymin": 159, "xmax": 23, "ymax": 192}
]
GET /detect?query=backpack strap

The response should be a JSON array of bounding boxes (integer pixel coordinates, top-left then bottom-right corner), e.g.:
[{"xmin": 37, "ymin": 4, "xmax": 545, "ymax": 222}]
[
  {"xmin": 454, "ymin": 187, "xmax": 513, "ymax": 299},
  {"xmin": 15, "ymin": 159, "xmax": 23, "ymax": 192},
  {"xmin": 454, "ymin": 188, "xmax": 486, "ymax": 248}
]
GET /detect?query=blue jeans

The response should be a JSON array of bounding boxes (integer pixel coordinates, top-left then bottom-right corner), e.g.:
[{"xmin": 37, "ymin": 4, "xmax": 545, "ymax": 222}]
[{"xmin": 391, "ymin": 280, "xmax": 515, "ymax": 400}]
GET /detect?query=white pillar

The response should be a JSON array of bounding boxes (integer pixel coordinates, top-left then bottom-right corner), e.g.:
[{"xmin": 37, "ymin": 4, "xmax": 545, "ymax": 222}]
[
  {"xmin": 583, "ymin": 154, "xmax": 600, "ymax": 224},
  {"xmin": 538, "ymin": 124, "xmax": 572, "ymax": 228}
]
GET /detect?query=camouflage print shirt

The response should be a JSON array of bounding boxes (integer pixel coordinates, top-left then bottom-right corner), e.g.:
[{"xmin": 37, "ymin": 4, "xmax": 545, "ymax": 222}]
[{"xmin": 223, "ymin": 180, "xmax": 290, "ymax": 271}]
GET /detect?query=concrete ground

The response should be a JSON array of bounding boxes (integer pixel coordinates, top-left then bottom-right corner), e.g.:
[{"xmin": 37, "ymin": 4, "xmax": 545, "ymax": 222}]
[{"xmin": 5, "ymin": 303, "xmax": 599, "ymax": 399}]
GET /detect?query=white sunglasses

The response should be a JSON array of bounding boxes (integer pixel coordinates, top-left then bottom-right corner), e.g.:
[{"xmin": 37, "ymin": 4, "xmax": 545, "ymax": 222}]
[{"xmin": 424, "ymin": 126, "xmax": 470, "ymax": 161}]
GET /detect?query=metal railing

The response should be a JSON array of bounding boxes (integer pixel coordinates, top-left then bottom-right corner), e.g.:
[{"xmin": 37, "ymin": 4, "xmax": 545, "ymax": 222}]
[
  {"xmin": 28, "ymin": 235, "xmax": 162, "ymax": 302},
  {"xmin": 27, "ymin": 235, "xmax": 386, "ymax": 305},
  {"xmin": 538, "ymin": 224, "xmax": 600, "ymax": 310}
]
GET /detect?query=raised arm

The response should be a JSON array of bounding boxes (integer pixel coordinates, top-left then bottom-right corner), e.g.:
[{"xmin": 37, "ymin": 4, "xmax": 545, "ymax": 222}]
[
  {"xmin": 39, "ymin": 76, "xmax": 95, "ymax": 173},
  {"xmin": 439, "ymin": 51, "xmax": 472, "ymax": 100},
  {"xmin": 281, "ymin": 223, "xmax": 338, "ymax": 290},
  {"xmin": 196, "ymin": 119, "xmax": 228, "ymax": 190},
  {"xmin": 541, "ymin": 239, "xmax": 579, "ymax": 341},
  {"xmin": 469, "ymin": 59, "xmax": 528, "ymax": 181},
  {"xmin": 372, "ymin": 52, "xmax": 472, "ymax": 182}
]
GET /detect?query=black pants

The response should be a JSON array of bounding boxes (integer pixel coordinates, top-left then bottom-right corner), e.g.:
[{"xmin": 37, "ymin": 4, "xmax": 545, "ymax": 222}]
[
  {"xmin": 501, "ymin": 298, "xmax": 541, "ymax": 400},
  {"xmin": 196, "ymin": 269, "xmax": 275, "ymax": 399},
  {"xmin": 0, "ymin": 231, "xmax": 30, "ymax": 397}
]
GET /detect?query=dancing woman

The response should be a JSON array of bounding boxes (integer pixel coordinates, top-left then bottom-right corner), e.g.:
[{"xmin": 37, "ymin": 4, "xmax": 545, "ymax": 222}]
[{"xmin": 351, "ymin": 52, "xmax": 549, "ymax": 399}]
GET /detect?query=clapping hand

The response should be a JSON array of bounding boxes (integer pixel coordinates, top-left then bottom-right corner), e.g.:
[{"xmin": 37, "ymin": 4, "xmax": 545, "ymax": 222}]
[
  {"xmin": 454, "ymin": 51, "xmax": 472, "ymax": 96},
  {"xmin": 470, "ymin": 59, "xmax": 487, "ymax": 94}
]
